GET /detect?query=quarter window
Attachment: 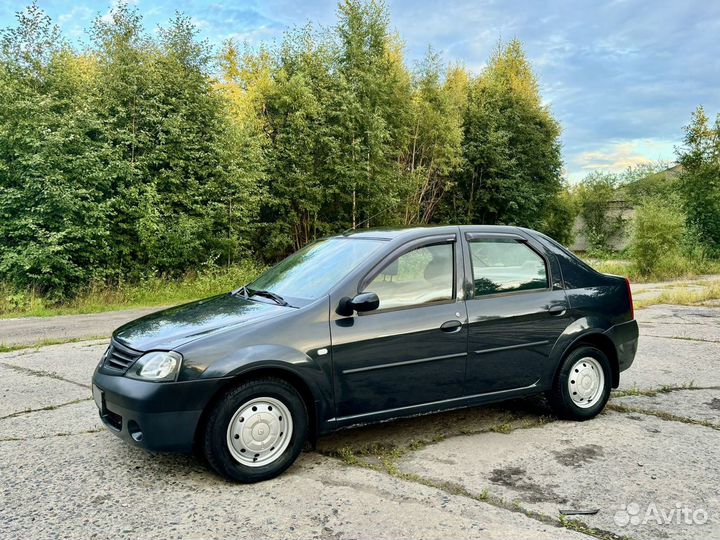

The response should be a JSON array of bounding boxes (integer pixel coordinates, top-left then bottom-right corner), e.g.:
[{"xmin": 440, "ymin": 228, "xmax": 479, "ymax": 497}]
[
  {"xmin": 364, "ymin": 243, "xmax": 454, "ymax": 310},
  {"xmin": 468, "ymin": 239, "xmax": 548, "ymax": 296}
]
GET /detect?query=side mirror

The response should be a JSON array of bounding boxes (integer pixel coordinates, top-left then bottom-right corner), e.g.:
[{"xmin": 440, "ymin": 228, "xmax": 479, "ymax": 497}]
[{"xmin": 337, "ymin": 292, "xmax": 380, "ymax": 316}]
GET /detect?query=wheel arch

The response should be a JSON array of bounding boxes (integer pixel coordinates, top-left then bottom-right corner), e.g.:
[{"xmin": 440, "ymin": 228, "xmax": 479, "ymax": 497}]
[
  {"xmin": 554, "ymin": 332, "xmax": 620, "ymax": 389},
  {"xmin": 193, "ymin": 365, "xmax": 321, "ymax": 453}
]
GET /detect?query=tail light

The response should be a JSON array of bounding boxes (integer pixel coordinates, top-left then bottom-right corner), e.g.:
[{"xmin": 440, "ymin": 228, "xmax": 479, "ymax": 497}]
[{"xmin": 625, "ymin": 277, "xmax": 634, "ymax": 319}]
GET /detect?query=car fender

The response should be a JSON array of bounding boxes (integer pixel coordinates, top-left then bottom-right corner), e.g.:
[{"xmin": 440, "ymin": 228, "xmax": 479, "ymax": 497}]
[
  {"xmin": 547, "ymin": 314, "xmax": 615, "ymax": 381},
  {"xmin": 197, "ymin": 343, "xmax": 334, "ymax": 433}
]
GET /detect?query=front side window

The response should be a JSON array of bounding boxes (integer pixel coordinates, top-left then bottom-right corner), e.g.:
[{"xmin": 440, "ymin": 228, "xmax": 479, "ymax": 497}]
[
  {"xmin": 468, "ymin": 239, "xmax": 548, "ymax": 297},
  {"xmin": 364, "ymin": 243, "xmax": 454, "ymax": 310}
]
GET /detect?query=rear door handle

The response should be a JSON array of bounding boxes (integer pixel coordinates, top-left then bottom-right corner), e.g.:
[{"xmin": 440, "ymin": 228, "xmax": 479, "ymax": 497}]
[
  {"xmin": 440, "ymin": 320, "xmax": 463, "ymax": 333},
  {"xmin": 547, "ymin": 304, "xmax": 567, "ymax": 316}
]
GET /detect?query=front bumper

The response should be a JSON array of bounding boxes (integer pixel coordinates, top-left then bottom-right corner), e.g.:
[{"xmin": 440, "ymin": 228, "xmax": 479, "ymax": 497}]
[
  {"xmin": 92, "ymin": 369, "xmax": 229, "ymax": 453},
  {"xmin": 604, "ymin": 318, "xmax": 639, "ymax": 373}
]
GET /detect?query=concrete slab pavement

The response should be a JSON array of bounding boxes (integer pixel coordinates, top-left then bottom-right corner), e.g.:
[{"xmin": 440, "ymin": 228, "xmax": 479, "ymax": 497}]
[{"xmin": 2, "ymin": 303, "xmax": 720, "ymax": 539}]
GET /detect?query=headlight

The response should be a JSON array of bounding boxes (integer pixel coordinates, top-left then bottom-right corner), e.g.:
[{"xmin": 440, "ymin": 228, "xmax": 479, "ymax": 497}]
[
  {"xmin": 98, "ymin": 346, "xmax": 110, "ymax": 368},
  {"xmin": 126, "ymin": 351, "xmax": 182, "ymax": 382}
]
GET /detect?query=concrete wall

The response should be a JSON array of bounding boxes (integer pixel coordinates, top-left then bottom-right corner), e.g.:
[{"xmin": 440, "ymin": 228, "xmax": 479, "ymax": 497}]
[{"xmin": 569, "ymin": 203, "xmax": 635, "ymax": 252}]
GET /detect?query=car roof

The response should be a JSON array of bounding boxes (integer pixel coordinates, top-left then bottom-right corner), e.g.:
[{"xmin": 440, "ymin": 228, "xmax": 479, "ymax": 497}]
[{"xmin": 337, "ymin": 224, "xmax": 528, "ymax": 241}]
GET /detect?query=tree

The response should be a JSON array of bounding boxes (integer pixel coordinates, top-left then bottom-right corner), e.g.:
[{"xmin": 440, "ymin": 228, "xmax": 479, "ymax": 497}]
[
  {"xmin": 0, "ymin": 4, "xmax": 111, "ymax": 297},
  {"xmin": 258, "ymin": 28, "xmax": 340, "ymax": 257},
  {"xmin": 401, "ymin": 52, "xmax": 466, "ymax": 225},
  {"xmin": 539, "ymin": 185, "xmax": 577, "ymax": 245},
  {"xmin": 90, "ymin": 6, "xmax": 262, "ymax": 275},
  {"xmin": 676, "ymin": 106, "xmax": 720, "ymax": 254},
  {"xmin": 616, "ymin": 161, "xmax": 676, "ymax": 202},
  {"xmin": 629, "ymin": 197, "xmax": 686, "ymax": 276},
  {"xmin": 572, "ymin": 171, "xmax": 626, "ymax": 253},
  {"xmin": 333, "ymin": 0, "xmax": 412, "ymax": 228},
  {"xmin": 446, "ymin": 40, "xmax": 563, "ymax": 231},
  {"xmin": 0, "ymin": 1, "xmax": 575, "ymax": 300}
]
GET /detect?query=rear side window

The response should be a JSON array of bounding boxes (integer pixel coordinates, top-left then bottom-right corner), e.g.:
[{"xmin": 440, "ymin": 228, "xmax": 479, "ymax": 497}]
[
  {"xmin": 535, "ymin": 232, "xmax": 600, "ymax": 289},
  {"xmin": 468, "ymin": 239, "xmax": 548, "ymax": 296},
  {"xmin": 364, "ymin": 243, "xmax": 454, "ymax": 310}
]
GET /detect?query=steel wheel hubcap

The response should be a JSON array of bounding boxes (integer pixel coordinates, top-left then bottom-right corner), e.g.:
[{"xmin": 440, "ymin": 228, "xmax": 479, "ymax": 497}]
[
  {"xmin": 226, "ymin": 397, "xmax": 293, "ymax": 467},
  {"xmin": 567, "ymin": 357, "xmax": 605, "ymax": 408}
]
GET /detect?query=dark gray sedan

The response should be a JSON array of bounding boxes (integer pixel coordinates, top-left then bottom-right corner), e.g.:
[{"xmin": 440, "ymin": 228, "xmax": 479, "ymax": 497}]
[{"xmin": 92, "ymin": 225, "xmax": 638, "ymax": 482}]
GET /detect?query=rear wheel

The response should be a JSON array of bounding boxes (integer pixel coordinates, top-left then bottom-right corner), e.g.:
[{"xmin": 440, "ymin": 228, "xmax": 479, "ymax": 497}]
[
  {"xmin": 548, "ymin": 345, "xmax": 611, "ymax": 420},
  {"xmin": 203, "ymin": 378, "xmax": 308, "ymax": 482}
]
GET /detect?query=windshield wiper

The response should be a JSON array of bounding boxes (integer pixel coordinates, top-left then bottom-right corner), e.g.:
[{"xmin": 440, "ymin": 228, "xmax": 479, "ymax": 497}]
[
  {"xmin": 247, "ymin": 288, "xmax": 289, "ymax": 306},
  {"xmin": 230, "ymin": 285, "xmax": 249, "ymax": 298}
]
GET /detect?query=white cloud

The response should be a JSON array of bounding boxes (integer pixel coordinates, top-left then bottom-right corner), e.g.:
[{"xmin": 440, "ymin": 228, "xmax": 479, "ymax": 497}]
[
  {"xmin": 568, "ymin": 138, "xmax": 677, "ymax": 182},
  {"xmin": 58, "ymin": 6, "xmax": 93, "ymax": 26},
  {"xmin": 57, "ymin": 5, "xmax": 93, "ymax": 38}
]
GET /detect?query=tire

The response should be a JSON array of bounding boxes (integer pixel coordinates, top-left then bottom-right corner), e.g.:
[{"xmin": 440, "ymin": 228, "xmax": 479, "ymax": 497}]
[
  {"xmin": 548, "ymin": 345, "xmax": 611, "ymax": 420},
  {"xmin": 203, "ymin": 377, "xmax": 308, "ymax": 483}
]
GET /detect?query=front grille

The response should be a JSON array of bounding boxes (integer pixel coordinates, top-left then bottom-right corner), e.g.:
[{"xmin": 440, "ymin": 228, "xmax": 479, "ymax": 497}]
[{"xmin": 102, "ymin": 340, "xmax": 142, "ymax": 372}]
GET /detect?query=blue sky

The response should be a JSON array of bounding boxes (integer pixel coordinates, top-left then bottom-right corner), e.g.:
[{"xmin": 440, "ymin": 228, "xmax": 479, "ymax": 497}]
[{"xmin": 2, "ymin": 0, "xmax": 719, "ymax": 182}]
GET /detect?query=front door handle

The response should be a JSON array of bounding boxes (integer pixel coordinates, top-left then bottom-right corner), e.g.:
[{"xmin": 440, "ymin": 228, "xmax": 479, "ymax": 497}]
[
  {"xmin": 440, "ymin": 320, "xmax": 463, "ymax": 333},
  {"xmin": 547, "ymin": 304, "xmax": 567, "ymax": 316}
]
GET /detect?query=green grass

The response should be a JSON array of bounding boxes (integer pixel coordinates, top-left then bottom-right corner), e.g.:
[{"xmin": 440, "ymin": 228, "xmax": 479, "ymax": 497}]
[
  {"xmin": 583, "ymin": 253, "xmax": 720, "ymax": 283},
  {"xmin": 583, "ymin": 257, "xmax": 633, "ymax": 277},
  {"xmin": 0, "ymin": 261, "xmax": 263, "ymax": 319},
  {"xmin": 0, "ymin": 336, "xmax": 108, "ymax": 353},
  {"xmin": 634, "ymin": 281, "xmax": 720, "ymax": 308},
  {"xmin": 581, "ymin": 253, "xmax": 720, "ymax": 308}
]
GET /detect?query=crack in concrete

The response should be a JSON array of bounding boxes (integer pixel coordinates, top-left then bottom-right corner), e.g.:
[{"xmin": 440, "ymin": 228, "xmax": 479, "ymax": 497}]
[
  {"xmin": 643, "ymin": 334, "xmax": 720, "ymax": 344},
  {"xmin": 611, "ymin": 385, "xmax": 720, "ymax": 398},
  {"xmin": 0, "ymin": 343, "xmax": 708, "ymax": 540},
  {"xmin": 0, "ymin": 397, "xmax": 92, "ymax": 421},
  {"xmin": 320, "ymin": 416, "xmax": 626, "ymax": 540},
  {"xmin": 0, "ymin": 428, "xmax": 104, "ymax": 442},
  {"xmin": 325, "ymin": 453, "xmax": 627, "ymax": 540},
  {"xmin": 607, "ymin": 403, "xmax": 720, "ymax": 431},
  {"xmin": 319, "ymin": 380, "xmax": 720, "ymax": 540},
  {"xmin": 0, "ymin": 360, "xmax": 90, "ymax": 389}
]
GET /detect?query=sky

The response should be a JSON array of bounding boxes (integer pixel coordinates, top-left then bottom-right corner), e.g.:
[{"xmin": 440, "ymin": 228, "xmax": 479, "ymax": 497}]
[{"xmin": 1, "ymin": 0, "xmax": 719, "ymax": 182}]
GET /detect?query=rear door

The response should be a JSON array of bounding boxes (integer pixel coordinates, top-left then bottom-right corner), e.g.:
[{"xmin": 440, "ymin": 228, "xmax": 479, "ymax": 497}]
[
  {"xmin": 330, "ymin": 234, "xmax": 468, "ymax": 421},
  {"xmin": 462, "ymin": 232, "xmax": 569, "ymax": 395}
]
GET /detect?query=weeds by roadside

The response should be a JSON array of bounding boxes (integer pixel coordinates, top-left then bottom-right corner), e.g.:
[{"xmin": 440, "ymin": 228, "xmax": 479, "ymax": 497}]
[
  {"xmin": 0, "ymin": 261, "xmax": 263, "ymax": 319},
  {"xmin": 324, "ymin": 413, "xmax": 554, "ymax": 476},
  {"xmin": 586, "ymin": 255, "xmax": 720, "ymax": 283},
  {"xmin": 0, "ymin": 336, "xmax": 107, "ymax": 353},
  {"xmin": 634, "ymin": 281, "xmax": 720, "ymax": 308}
]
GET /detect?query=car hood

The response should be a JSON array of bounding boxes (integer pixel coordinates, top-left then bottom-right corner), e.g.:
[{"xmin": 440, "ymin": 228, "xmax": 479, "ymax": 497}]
[{"xmin": 113, "ymin": 294, "xmax": 291, "ymax": 351}]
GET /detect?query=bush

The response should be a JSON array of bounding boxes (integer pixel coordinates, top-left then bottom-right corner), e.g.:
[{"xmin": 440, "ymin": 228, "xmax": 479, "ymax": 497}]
[
  {"xmin": 629, "ymin": 199, "xmax": 686, "ymax": 276},
  {"xmin": 0, "ymin": 260, "xmax": 263, "ymax": 317},
  {"xmin": 677, "ymin": 106, "xmax": 720, "ymax": 255},
  {"xmin": 573, "ymin": 172, "xmax": 626, "ymax": 253},
  {"xmin": 539, "ymin": 188, "xmax": 577, "ymax": 246}
]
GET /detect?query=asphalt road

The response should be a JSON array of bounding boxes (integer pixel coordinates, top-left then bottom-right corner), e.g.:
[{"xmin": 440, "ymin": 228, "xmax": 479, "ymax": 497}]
[
  {"xmin": 0, "ymin": 307, "xmax": 168, "ymax": 348},
  {"xmin": 1, "ymin": 304, "xmax": 719, "ymax": 539}
]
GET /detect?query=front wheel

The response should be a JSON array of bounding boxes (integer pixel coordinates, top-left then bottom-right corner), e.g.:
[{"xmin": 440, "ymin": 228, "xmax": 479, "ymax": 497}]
[
  {"xmin": 203, "ymin": 378, "xmax": 308, "ymax": 482},
  {"xmin": 548, "ymin": 346, "xmax": 611, "ymax": 420}
]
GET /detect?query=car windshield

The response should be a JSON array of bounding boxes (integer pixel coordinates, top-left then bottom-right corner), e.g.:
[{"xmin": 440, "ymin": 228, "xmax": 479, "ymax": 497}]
[{"xmin": 248, "ymin": 237, "xmax": 386, "ymax": 302}]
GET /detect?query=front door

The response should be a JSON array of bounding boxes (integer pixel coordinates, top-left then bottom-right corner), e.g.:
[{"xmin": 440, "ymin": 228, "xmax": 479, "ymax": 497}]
[
  {"xmin": 463, "ymin": 234, "xmax": 570, "ymax": 394},
  {"xmin": 330, "ymin": 238, "xmax": 468, "ymax": 421}
]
